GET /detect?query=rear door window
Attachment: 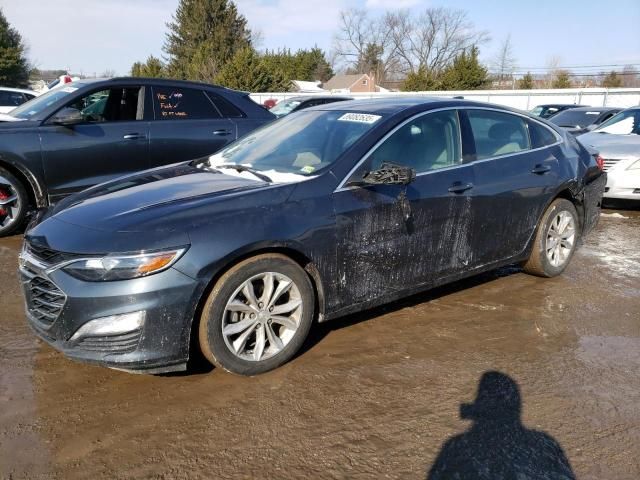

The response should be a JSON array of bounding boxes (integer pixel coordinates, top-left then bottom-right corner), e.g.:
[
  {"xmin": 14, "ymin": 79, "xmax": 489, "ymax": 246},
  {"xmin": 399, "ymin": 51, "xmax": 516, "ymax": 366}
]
[
  {"xmin": 465, "ymin": 109, "xmax": 531, "ymax": 160},
  {"xmin": 153, "ymin": 87, "xmax": 221, "ymax": 120}
]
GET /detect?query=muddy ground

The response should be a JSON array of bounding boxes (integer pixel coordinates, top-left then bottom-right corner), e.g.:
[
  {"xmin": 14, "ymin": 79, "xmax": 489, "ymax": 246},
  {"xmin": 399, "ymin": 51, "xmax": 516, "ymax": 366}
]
[{"xmin": 1, "ymin": 209, "xmax": 639, "ymax": 479}]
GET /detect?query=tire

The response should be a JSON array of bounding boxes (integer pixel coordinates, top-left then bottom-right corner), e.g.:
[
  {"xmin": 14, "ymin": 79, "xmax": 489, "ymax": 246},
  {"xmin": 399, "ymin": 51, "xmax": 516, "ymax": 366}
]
[
  {"xmin": 199, "ymin": 253, "xmax": 315, "ymax": 376},
  {"xmin": 523, "ymin": 198, "xmax": 580, "ymax": 278},
  {"xmin": 0, "ymin": 166, "xmax": 30, "ymax": 238}
]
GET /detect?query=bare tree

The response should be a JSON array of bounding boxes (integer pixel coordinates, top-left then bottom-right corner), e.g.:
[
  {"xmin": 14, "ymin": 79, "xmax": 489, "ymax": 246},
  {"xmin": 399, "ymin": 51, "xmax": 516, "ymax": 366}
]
[
  {"xmin": 545, "ymin": 55, "xmax": 562, "ymax": 88},
  {"xmin": 622, "ymin": 64, "xmax": 640, "ymax": 87},
  {"xmin": 332, "ymin": 8, "xmax": 400, "ymax": 82},
  {"xmin": 384, "ymin": 8, "xmax": 488, "ymax": 76},
  {"xmin": 492, "ymin": 34, "xmax": 516, "ymax": 81}
]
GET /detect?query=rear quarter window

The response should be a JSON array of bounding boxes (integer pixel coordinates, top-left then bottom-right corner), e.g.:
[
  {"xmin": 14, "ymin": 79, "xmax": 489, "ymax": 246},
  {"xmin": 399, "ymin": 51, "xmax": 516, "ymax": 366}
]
[
  {"xmin": 527, "ymin": 120, "xmax": 558, "ymax": 148},
  {"xmin": 206, "ymin": 92, "xmax": 244, "ymax": 118},
  {"xmin": 153, "ymin": 87, "xmax": 221, "ymax": 120}
]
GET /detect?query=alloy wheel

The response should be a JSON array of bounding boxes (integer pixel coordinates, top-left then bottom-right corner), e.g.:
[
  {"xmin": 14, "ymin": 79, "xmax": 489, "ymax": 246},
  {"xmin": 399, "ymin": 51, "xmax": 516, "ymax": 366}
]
[
  {"xmin": 0, "ymin": 176, "xmax": 21, "ymax": 230},
  {"xmin": 222, "ymin": 272, "xmax": 303, "ymax": 362},
  {"xmin": 545, "ymin": 210, "xmax": 576, "ymax": 268}
]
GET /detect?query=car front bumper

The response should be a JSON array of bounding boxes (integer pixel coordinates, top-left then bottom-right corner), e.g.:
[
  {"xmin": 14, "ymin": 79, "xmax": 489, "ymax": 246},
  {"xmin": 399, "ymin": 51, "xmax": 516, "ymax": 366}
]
[{"xmin": 19, "ymin": 253, "xmax": 202, "ymax": 374}]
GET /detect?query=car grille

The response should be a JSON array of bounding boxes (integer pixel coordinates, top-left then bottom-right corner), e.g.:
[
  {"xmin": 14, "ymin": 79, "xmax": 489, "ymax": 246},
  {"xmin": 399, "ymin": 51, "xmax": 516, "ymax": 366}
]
[
  {"xmin": 27, "ymin": 276, "xmax": 66, "ymax": 326},
  {"xmin": 75, "ymin": 330, "xmax": 142, "ymax": 353},
  {"xmin": 602, "ymin": 158, "xmax": 622, "ymax": 171}
]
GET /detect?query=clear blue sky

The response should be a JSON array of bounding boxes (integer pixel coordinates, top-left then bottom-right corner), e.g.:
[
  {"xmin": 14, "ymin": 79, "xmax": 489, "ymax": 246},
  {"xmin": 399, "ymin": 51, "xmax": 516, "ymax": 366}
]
[{"xmin": 2, "ymin": 0, "xmax": 639, "ymax": 75}]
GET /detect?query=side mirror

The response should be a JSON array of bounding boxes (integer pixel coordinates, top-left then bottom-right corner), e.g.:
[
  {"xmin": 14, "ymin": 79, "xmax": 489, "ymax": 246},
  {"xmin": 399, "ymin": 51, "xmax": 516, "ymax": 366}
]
[
  {"xmin": 50, "ymin": 107, "xmax": 83, "ymax": 126},
  {"xmin": 361, "ymin": 162, "xmax": 416, "ymax": 186}
]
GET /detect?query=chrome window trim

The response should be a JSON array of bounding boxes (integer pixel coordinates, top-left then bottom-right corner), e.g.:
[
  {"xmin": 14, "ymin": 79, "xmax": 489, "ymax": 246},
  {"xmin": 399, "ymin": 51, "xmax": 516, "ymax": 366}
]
[{"xmin": 334, "ymin": 106, "xmax": 563, "ymax": 193}]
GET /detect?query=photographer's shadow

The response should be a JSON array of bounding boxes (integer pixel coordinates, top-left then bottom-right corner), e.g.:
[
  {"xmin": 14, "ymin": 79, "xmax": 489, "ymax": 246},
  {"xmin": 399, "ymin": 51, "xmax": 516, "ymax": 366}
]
[{"xmin": 427, "ymin": 371, "xmax": 575, "ymax": 480}]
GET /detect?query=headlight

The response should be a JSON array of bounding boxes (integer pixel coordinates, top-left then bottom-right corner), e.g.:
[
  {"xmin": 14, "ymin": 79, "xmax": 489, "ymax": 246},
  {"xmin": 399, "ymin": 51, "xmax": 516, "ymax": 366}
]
[
  {"xmin": 628, "ymin": 159, "xmax": 640, "ymax": 170},
  {"xmin": 62, "ymin": 248, "xmax": 187, "ymax": 281}
]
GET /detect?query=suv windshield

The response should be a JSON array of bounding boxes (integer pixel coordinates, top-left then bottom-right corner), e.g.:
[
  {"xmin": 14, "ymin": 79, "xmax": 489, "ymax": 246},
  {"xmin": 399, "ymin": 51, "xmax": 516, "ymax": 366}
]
[
  {"xmin": 269, "ymin": 99, "xmax": 302, "ymax": 117},
  {"xmin": 209, "ymin": 110, "xmax": 382, "ymax": 177},
  {"xmin": 10, "ymin": 82, "xmax": 89, "ymax": 119},
  {"xmin": 550, "ymin": 110, "xmax": 601, "ymax": 128},
  {"xmin": 595, "ymin": 109, "xmax": 640, "ymax": 135}
]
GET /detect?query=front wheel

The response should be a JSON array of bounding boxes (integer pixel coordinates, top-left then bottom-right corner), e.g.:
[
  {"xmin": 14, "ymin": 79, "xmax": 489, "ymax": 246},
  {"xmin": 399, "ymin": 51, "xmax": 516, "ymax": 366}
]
[
  {"xmin": 199, "ymin": 254, "xmax": 315, "ymax": 375},
  {"xmin": 0, "ymin": 167, "xmax": 29, "ymax": 237},
  {"xmin": 523, "ymin": 198, "xmax": 580, "ymax": 277}
]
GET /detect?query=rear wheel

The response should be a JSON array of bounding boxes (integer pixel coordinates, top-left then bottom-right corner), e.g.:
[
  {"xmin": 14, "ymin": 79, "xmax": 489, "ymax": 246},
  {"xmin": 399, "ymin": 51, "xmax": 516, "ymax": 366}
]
[
  {"xmin": 523, "ymin": 198, "xmax": 580, "ymax": 277},
  {"xmin": 199, "ymin": 254, "xmax": 315, "ymax": 375},
  {"xmin": 0, "ymin": 167, "xmax": 29, "ymax": 237}
]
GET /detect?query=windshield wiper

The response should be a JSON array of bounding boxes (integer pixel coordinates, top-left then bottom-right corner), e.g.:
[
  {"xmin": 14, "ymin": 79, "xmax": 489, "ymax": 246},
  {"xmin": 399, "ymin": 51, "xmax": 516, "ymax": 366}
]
[{"xmin": 215, "ymin": 164, "xmax": 272, "ymax": 183}]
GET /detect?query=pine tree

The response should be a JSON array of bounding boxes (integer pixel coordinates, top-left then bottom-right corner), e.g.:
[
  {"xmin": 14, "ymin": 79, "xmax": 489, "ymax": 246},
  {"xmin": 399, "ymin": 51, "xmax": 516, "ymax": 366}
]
[
  {"xmin": 552, "ymin": 71, "xmax": 572, "ymax": 89},
  {"xmin": 439, "ymin": 47, "xmax": 488, "ymax": 90},
  {"xmin": 131, "ymin": 56, "xmax": 166, "ymax": 78},
  {"xmin": 164, "ymin": 0, "xmax": 251, "ymax": 82},
  {"xmin": 0, "ymin": 9, "xmax": 30, "ymax": 87},
  {"xmin": 601, "ymin": 71, "xmax": 622, "ymax": 88},
  {"xmin": 401, "ymin": 67, "xmax": 440, "ymax": 91},
  {"xmin": 215, "ymin": 48, "xmax": 289, "ymax": 92},
  {"xmin": 518, "ymin": 72, "xmax": 534, "ymax": 89}
]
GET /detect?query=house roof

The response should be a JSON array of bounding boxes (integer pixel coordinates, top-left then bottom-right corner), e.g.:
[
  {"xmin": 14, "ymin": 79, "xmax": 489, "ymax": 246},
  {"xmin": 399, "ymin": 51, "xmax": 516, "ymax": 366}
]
[
  {"xmin": 323, "ymin": 74, "xmax": 368, "ymax": 91},
  {"xmin": 291, "ymin": 80, "xmax": 325, "ymax": 93}
]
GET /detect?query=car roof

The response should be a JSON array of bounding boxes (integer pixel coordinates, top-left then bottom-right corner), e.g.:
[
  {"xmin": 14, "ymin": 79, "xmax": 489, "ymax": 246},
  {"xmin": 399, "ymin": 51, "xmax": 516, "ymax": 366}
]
[
  {"xmin": 0, "ymin": 86, "xmax": 37, "ymax": 94},
  {"xmin": 312, "ymin": 96, "xmax": 518, "ymax": 116},
  {"xmin": 68, "ymin": 77, "xmax": 241, "ymax": 93},
  {"xmin": 537, "ymin": 104, "xmax": 584, "ymax": 108},
  {"xmin": 559, "ymin": 106, "xmax": 620, "ymax": 113}
]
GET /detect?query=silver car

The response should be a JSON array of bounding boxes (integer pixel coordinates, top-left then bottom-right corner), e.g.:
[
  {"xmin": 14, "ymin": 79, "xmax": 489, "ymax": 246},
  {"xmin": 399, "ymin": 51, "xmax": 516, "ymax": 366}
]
[{"xmin": 578, "ymin": 107, "xmax": 640, "ymax": 201}]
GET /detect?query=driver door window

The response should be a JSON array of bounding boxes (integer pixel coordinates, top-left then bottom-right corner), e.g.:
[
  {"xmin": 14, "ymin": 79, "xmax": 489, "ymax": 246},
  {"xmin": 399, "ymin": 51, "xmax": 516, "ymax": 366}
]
[
  {"xmin": 66, "ymin": 87, "xmax": 144, "ymax": 123},
  {"xmin": 348, "ymin": 109, "xmax": 462, "ymax": 182}
]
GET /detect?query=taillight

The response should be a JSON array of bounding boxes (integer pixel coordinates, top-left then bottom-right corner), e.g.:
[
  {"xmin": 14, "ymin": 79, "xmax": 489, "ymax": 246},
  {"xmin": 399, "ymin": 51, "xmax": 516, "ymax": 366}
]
[{"xmin": 595, "ymin": 154, "xmax": 605, "ymax": 171}]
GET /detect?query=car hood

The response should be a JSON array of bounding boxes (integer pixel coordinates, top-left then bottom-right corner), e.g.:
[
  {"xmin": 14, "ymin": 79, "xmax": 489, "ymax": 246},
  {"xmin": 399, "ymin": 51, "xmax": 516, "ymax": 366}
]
[
  {"xmin": 45, "ymin": 162, "xmax": 286, "ymax": 233},
  {"xmin": 577, "ymin": 132, "xmax": 640, "ymax": 158}
]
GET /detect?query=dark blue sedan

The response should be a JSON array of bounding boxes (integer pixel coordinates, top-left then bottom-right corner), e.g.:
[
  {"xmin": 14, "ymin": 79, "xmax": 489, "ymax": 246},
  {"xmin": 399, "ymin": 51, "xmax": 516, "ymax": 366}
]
[{"xmin": 20, "ymin": 98, "xmax": 606, "ymax": 375}]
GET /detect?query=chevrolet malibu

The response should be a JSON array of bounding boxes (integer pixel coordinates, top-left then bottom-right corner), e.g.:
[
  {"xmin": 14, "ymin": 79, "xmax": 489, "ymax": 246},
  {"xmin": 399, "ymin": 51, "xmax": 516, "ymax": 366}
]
[{"xmin": 20, "ymin": 98, "xmax": 606, "ymax": 376}]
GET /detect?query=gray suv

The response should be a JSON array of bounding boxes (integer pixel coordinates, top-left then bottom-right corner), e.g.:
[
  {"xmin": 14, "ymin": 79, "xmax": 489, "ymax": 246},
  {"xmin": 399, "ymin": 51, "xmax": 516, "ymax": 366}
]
[{"xmin": 0, "ymin": 77, "xmax": 274, "ymax": 236}]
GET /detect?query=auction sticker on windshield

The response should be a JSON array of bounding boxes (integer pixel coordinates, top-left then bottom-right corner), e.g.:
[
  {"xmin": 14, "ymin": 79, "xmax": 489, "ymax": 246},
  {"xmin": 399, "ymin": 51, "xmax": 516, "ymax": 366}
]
[{"xmin": 338, "ymin": 113, "xmax": 382, "ymax": 124}]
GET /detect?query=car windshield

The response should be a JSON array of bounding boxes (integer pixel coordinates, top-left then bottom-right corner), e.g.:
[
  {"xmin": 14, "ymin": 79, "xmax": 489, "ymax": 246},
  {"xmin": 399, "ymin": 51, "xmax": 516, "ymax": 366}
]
[
  {"xmin": 595, "ymin": 109, "xmax": 640, "ymax": 135},
  {"xmin": 549, "ymin": 110, "xmax": 601, "ymax": 128},
  {"xmin": 10, "ymin": 83, "xmax": 85, "ymax": 119},
  {"xmin": 269, "ymin": 99, "xmax": 302, "ymax": 117},
  {"xmin": 530, "ymin": 106, "xmax": 543, "ymax": 116},
  {"xmin": 208, "ymin": 110, "xmax": 382, "ymax": 178}
]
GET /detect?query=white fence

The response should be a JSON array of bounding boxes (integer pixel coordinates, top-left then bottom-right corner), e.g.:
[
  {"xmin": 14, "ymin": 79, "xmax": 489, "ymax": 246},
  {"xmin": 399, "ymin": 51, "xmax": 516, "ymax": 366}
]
[{"xmin": 250, "ymin": 88, "xmax": 640, "ymax": 110}]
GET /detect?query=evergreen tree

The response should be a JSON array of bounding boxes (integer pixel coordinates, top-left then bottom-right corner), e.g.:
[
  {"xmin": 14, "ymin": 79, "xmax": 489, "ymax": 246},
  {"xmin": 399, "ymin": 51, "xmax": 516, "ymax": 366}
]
[
  {"xmin": 131, "ymin": 56, "xmax": 166, "ymax": 78},
  {"xmin": 0, "ymin": 9, "xmax": 30, "ymax": 87},
  {"xmin": 601, "ymin": 71, "xmax": 622, "ymax": 88},
  {"xmin": 164, "ymin": 0, "xmax": 251, "ymax": 82},
  {"xmin": 401, "ymin": 67, "xmax": 440, "ymax": 91},
  {"xmin": 552, "ymin": 70, "xmax": 572, "ymax": 89},
  {"xmin": 439, "ymin": 47, "xmax": 488, "ymax": 90},
  {"xmin": 215, "ymin": 47, "xmax": 289, "ymax": 92},
  {"xmin": 518, "ymin": 72, "xmax": 534, "ymax": 89}
]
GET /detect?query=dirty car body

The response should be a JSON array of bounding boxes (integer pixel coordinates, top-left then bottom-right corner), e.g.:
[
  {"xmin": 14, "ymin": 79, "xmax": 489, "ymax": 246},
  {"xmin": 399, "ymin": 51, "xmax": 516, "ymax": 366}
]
[{"xmin": 20, "ymin": 98, "xmax": 606, "ymax": 373}]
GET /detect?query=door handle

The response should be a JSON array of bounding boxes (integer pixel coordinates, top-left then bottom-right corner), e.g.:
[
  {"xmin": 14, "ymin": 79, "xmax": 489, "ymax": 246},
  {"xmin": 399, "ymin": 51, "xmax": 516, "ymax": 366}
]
[
  {"xmin": 213, "ymin": 129, "xmax": 232, "ymax": 136},
  {"xmin": 123, "ymin": 133, "xmax": 146, "ymax": 140},
  {"xmin": 448, "ymin": 182, "xmax": 474, "ymax": 194},
  {"xmin": 531, "ymin": 164, "xmax": 551, "ymax": 174}
]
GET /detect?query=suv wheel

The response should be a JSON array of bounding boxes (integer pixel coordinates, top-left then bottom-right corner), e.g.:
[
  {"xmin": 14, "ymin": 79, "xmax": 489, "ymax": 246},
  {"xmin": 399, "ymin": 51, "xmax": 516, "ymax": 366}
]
[
  {"xmin": 0, "ymin": 167, "xmax": 29, "ymax": 237},
  {"xmin": 199, "ymin": 254, "xmax": 315, "ymax": 375}
]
